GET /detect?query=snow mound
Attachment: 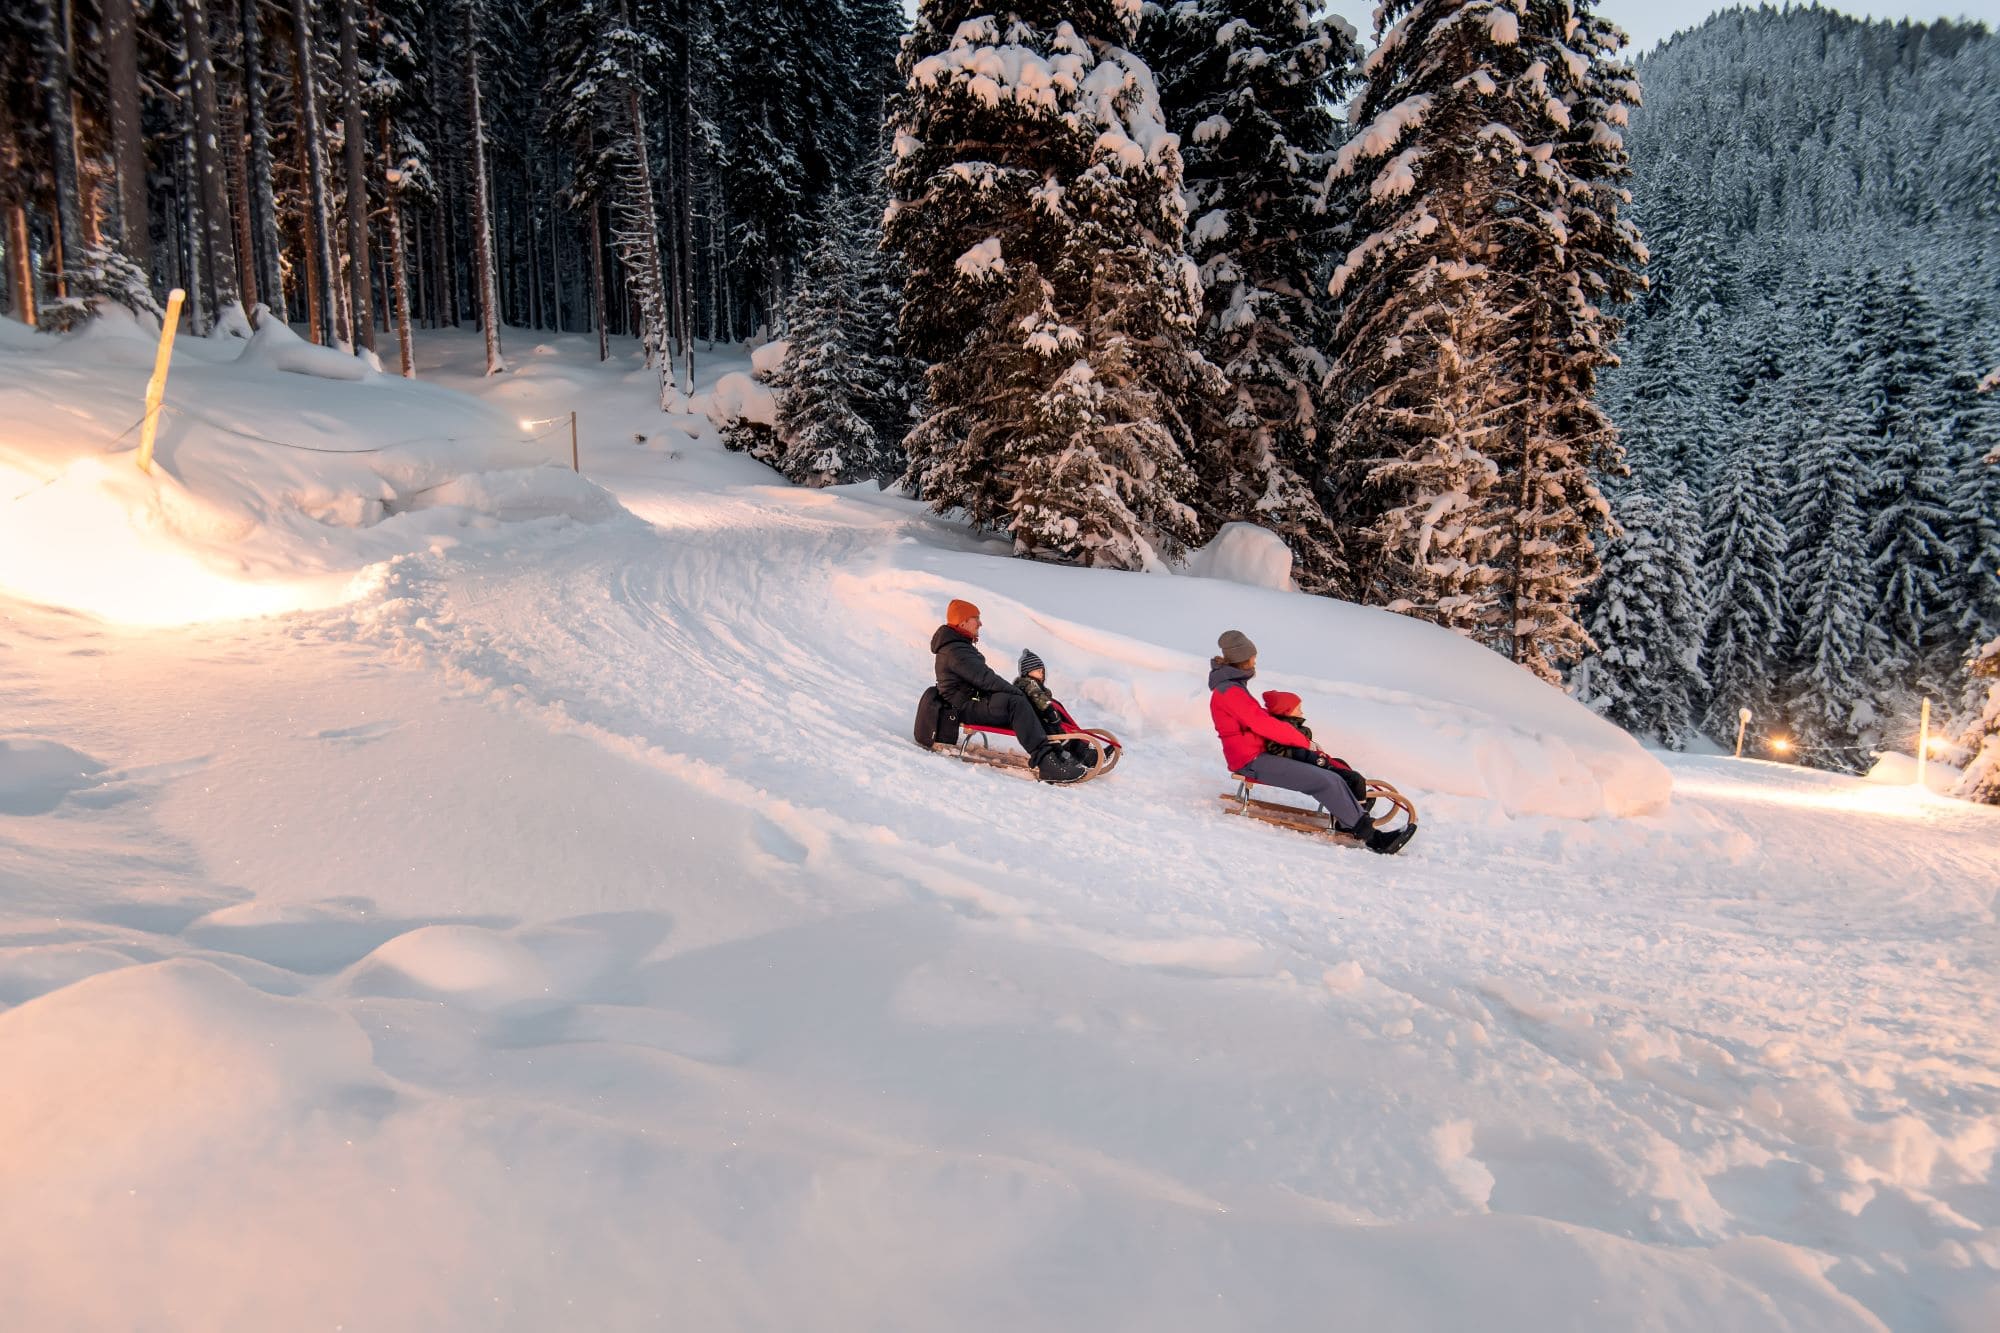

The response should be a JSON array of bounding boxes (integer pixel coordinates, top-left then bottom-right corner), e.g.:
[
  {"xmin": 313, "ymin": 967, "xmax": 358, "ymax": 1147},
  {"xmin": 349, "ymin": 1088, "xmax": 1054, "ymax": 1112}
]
[
  {"xmin": 0, "ymin": 959, "xmax": 380, "ymax": 1178},
  {"xmin": 749, "ymin": 339, "xmax": 791, "ymax": 377},
  {"xmin": 1185, "ymin": 521, "xmax": 1295, "ymax": 591},
  {"xmin": 345, "ymin": 924, "xmax": 554, "ymax": 1013},
  {"xmin": 0, "ymin": 737, "xmax": 105, "ymax": 815},
  {"xmin": 705, "ymin": 370, "xmax": 778, "ymax": 427},
  {"xmin": 1864, "ymin": 750, "xmax": 1961, "ymax": 790},
  {"xmin": 234, "ymin": 316, "xmax": 377, "ymax": 381}
]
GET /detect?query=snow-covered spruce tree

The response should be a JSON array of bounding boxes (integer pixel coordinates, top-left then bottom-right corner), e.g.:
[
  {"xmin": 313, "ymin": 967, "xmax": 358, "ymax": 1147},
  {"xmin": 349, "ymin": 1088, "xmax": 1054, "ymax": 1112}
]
[
  {"xmin": 1946, "ymin": 365, "xmax": 2000, "ymax": 652},
  {"xmin": 1696, "ymin": 427, "xmax": 1789, "ymax": 742},
  {"xmin": 1495, "ymin": 0, "xmax": 1647, "ymax": 682},
  {"xmin": 1320, "ymin": 1, "xmax": 1527, "ymax": 608},
  {"xmin": 1357, "ymin": 243, "xmax": 1517, "ymax": 635},
  {"xmin": 1323, "ymin": 0, "xmax": 1644, "ymax": 681},
  {"xmin": 1956, "ymin": 636, "xmax": 2000, "ymax": 804},
  {"xmin": 1867, "ymin": 413, "xmax": 1958, "ymax": 696},
  {"xmin": 770, "ymin": 188, "xmax": 903, "ymax": 486},
  {"xmin": 1783, "ymin": 402, "xmax": 1886, "ymax": 767},
  {"xmin": 887, "ymin": 4, "xmax": 1219, "ymax": 569},
  {"xmin": 1138, "ymin": 0, "xmax": 1362, "ymax": 592},
  {"xmin": 1575, "ymin": 480, "xmax": 1704, "ymax": 747}
]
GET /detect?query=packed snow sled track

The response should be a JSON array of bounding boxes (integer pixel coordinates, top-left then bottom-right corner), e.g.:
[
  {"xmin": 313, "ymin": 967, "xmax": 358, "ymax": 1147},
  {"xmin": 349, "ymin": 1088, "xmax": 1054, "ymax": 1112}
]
[{"xmin": 4, "ymin": 330, "xmax": 1997, "ymax": 1332}]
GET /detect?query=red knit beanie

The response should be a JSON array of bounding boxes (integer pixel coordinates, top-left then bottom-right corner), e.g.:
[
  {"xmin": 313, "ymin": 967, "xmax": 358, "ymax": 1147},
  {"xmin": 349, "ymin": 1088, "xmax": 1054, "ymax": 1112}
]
[
  {"xmin": 947, "ymin": 598, "xmax": 981, "ymax": 627},
  {"xmin": 1262, "ymin": 690, "xmax": 1303, "ymax": 718}
]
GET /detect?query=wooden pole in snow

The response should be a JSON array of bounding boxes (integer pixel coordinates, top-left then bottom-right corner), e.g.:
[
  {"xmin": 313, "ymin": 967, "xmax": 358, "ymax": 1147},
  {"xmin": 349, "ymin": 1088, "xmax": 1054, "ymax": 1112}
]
[
  {"xmin": 137, "ymin": 289, "xmax": 185, "ymax": 474},
  {"xmin": 570, "ymin": 411, "xmax": 579, "ymax": 473},
  {"xmin": 1917, "ymin": 697, "xmax": 1932, "ymax": 790}
]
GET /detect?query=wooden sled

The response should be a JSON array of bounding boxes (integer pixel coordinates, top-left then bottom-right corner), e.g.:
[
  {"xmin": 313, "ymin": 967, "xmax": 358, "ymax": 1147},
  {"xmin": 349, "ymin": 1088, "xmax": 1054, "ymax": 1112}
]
[
  {"xmin": 932, "ymin": 724, "xmax": 1122, "ymax": 785},
  {"xmin": 1218, "ymin": 775, "xmax": 1418, "ymax": 847}
]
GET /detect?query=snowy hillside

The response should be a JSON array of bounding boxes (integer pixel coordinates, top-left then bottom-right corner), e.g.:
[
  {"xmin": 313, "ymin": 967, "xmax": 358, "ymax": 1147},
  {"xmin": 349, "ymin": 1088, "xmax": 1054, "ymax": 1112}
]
[{"xmin": 2, "ymin": 324, "xmax": 1997, "ymax": 1332}]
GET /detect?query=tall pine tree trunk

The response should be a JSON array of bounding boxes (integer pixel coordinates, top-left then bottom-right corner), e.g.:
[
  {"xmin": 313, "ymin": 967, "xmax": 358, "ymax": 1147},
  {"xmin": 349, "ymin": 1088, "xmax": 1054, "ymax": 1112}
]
[
  {"xmin": 40, "ymin": 0, "xmax": 84, "ymax": 301},
  {"xmin": 179, "ymin": 0, "xmax": 239, "ymax": 320},
  {"xmin": 387, "ymin": 195, "xmax": 414, "ymax": 374},
  {"xmin": 4, "ymin": 200, "xmax": 33, "ymax": 326},
  {"xmin": 380, "ymin": 112, "xmax": 415, "ymax": 377},
  {"xmin": 103, "ymin": 0, "xmax": 150, "ymax": 273},
  {"xmin": 465, "ymin": 1, "xmax": 504, "ymax": 375},
  {"xmin": 588, "ymin": 199, "xmax": 608, "ymax": 362},
  {"xmin": 240, "ymin": 0, "xmax": 285, "ymax": 319},
  {"xmin": 337, "ymin": 0, "xmax": 373, "ymax": 352},
  {"xmin": 293, "ymin": 116, "xmax": 324, "ymax": 343},
  {"xmin": 290, "ymin": 0, "xmax": 338, "ymax": 346},
  {"xmin": 177, "ymin": 104, "xmax": 204, "ymax": 331},
  {"xmin": 225, "ymin": 99, "xmax": 259, "ymax": 310}
]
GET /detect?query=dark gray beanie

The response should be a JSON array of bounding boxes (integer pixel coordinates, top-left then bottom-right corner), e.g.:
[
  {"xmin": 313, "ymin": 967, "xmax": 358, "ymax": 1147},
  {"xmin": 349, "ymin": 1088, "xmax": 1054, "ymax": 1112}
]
[
  {"xmin": 1018, "ymin": 648, "xmax": 1046, "ymax": 677},
  {"xmin": 1217, "ymin": 630, "xmax": 1257, "ymax": 665}
]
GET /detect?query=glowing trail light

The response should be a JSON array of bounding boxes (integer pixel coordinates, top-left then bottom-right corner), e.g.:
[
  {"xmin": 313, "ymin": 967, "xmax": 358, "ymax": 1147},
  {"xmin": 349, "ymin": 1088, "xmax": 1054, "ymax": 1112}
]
[{"xmin": 520, "ymin": 411, "xmax": 581, "ymax": 472}]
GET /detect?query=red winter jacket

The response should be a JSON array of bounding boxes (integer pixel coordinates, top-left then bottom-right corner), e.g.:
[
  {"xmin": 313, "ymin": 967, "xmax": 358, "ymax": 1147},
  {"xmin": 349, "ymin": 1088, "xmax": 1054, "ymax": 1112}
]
[{"xmin": 1208, "ymin": 662, "xmax": 1312, "ymax": 773}]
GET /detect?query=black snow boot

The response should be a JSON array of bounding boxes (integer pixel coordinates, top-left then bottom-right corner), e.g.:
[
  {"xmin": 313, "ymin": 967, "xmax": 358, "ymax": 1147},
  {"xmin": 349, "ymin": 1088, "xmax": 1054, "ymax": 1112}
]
[
  {"xmin": 1366, "ymin": 824, "xmax": 1417, "ymax": 856},
  {"xmin": 1034, "ymin": 746, "xmax": 1089, "ymax": 784}
]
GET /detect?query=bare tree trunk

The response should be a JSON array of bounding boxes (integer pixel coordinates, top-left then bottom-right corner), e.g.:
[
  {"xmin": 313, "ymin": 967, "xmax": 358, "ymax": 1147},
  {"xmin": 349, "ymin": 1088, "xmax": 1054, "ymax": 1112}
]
[
  {"xmin": 293, "ymin": 116, "xmax": 323, "ymax": 342},
  {"xmin": 103, "ymin": 0, "xmax": 150, "ymax": 272},
  {"xmin": 465, "ymin": 2, "xmax": 504, "ymax": 375},
  {"xmin": 4, "ymin": 200, "xmax": 34, "ymax": 326},
  {"xmin": 387, "ymin": 199, "xmax": 415, "ymax": 375},
  {"xmin": 240, "ymin": 0, "xmax": 286, "ymax": 319},
  {"xmin": 588, "ymin": 198, "xmax": 608, "ymax": 362},
  {"xmin": 40, "ymin": 0, "xmax": 84, "ymax": 300},
  {"xmin": 380, "ymin": 113, "xmax": 415, "ymax": 376},
  {"xmin": 178, "ymin": 109, "xmax": 205, "ymax": 332},
  {"xmin": 290, "ymin": 0, "xmax": 339, "ymax": 346},
  {"xmin": 225, "ymin": 99, "xmax": 259, "ymax": 310},
  {"xmin": 179, "ymin": 0, "xmax": 239, "ymax": 320},
  {"xmin": 337, "ymin": 0, "xmax": 374, "ymax": 353}
]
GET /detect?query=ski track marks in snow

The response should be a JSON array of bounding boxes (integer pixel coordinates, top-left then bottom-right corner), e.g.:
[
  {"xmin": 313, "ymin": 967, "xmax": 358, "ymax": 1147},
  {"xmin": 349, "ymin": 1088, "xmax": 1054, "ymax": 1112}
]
[{"xmin": 3, "ymin": 328, "xmax": 1997, "ymax": 1330}]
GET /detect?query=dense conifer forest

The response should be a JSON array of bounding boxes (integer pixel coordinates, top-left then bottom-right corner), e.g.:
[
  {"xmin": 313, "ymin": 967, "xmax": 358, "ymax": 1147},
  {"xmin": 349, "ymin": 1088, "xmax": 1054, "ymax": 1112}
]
[{"xmin": 2, "ymin": 1, "xmax": 1995, "ymax": 788}]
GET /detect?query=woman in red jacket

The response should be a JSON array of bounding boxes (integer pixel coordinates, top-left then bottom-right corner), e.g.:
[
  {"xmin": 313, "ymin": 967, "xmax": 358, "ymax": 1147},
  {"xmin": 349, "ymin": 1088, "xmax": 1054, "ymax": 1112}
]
[{"xmin": 1210, "ymin": 629, "xmax": 1398, "ymax": 852}]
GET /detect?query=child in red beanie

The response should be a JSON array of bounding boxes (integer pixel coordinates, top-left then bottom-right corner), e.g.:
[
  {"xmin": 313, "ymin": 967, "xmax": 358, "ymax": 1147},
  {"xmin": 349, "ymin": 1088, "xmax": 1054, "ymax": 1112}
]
[{"xmin": 1260, "ymin": 691, "xmax": 1368, "ymax": 808}]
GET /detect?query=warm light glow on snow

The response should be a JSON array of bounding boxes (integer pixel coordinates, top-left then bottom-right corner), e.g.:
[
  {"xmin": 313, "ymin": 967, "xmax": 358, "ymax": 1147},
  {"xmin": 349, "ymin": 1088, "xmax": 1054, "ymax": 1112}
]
[
  {"xmin": 1673, "ymin": 773, "xmax": 1943, "ymax": 821},
  {"xmin": 0, "ymin": 457, "xmax": 346, "ymax": 627}
]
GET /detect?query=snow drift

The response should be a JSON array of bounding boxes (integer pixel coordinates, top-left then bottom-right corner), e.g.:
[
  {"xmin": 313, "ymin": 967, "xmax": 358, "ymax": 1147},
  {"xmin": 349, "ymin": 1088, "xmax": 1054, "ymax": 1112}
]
[{"xmin": 0, "ymin": 310, "xmax": 625, "ymax": 625}]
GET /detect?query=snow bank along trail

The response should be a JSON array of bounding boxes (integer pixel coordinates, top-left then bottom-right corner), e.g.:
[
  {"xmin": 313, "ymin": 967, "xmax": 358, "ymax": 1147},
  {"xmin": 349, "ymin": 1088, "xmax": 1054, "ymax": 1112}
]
[{"xmin": 2, "ymin": 326, "xmax": 1996, "ymax": 1331}]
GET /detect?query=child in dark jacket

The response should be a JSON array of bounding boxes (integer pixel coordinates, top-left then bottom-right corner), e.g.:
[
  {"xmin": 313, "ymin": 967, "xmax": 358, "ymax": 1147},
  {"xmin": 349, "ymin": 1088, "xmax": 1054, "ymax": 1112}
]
[
  {"xmin": 1017, "ymin": 649, "xmax": 1099, "ymax": 768},
  {"xmin": 1260, "ymin": 691, "xmax": 1367, "ymax": 807}
]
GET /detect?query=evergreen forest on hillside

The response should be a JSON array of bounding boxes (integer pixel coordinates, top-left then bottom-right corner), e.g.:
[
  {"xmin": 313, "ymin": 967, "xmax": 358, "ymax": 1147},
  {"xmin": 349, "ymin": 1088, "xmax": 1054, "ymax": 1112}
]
[{"xmin": 1, "ymin": 1, "xmax": 1996, "ymax": 790}]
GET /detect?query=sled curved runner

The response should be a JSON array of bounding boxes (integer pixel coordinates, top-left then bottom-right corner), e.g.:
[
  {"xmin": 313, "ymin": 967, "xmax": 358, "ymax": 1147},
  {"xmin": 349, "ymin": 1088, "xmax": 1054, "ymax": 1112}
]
[
  {"xmin": 932, "ymin": 725, "xmax": 1122, "ymax": 784},
  {"xmin": 1218, "ymin": 774, "xmax": 1418, "ymax": 845}
]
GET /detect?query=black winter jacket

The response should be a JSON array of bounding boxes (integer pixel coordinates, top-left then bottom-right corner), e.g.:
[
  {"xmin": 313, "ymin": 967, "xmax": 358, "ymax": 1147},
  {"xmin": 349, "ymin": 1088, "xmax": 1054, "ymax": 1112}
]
[{"xmin": 931, "ymin": 624, "xmax": 1018, "ymax": 713}]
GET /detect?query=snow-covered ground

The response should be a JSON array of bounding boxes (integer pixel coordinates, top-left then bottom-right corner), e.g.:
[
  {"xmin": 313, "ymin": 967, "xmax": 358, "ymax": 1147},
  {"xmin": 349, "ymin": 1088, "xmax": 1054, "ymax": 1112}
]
[{"xmin": 2, "ymin": 319, "xmax": 1995, "ymax": 1332}]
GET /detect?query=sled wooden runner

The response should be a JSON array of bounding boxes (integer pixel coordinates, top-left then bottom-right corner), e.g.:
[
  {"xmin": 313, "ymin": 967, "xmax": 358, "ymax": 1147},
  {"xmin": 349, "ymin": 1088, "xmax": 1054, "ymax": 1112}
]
[
  {"xmin": 1218, "ymin": 776, "xmax": 1418, "ymax": 845},
  {"xmin": 932, "ymin": 726, "xmax": 1122, "ymax": 784}
]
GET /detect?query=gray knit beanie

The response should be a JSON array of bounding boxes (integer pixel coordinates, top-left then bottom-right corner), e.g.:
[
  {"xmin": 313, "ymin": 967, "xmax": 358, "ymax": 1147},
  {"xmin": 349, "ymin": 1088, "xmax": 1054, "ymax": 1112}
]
[
  {"xmin": 1217, "ymin": 630, "xmax": 1257, "ymax": 665},
  {"xmin": 1018, "ymin": 648, "xmax": 1046, "ymax": 677}
]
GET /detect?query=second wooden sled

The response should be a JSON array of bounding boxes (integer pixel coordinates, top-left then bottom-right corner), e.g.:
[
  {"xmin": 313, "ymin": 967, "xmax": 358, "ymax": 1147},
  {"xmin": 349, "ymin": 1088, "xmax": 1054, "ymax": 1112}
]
[
  {"xmin": 932, "ymin": 724, "xmax": 1122, "ymax": 785},
  {"xmin": 1218, "ymin": 774, "xmax": 1418, "ymax": 846}
]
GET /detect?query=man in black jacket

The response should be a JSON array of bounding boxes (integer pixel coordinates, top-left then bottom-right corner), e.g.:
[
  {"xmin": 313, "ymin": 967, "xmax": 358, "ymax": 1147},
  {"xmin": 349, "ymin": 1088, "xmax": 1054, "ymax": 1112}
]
[{"xmin": 931, "ymin": 600, "xmax": 1087, "ymax": 783}]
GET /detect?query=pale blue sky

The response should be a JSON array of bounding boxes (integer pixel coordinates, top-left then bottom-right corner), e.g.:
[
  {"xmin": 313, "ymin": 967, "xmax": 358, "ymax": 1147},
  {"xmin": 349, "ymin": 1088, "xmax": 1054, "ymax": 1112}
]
[{"xmin": 1318, "ymin": 2, "xmax": 1999, "ymax": 53}]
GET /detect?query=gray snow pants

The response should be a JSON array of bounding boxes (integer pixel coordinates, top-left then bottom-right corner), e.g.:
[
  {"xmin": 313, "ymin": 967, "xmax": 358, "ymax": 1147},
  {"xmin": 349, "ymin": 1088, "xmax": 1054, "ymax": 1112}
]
[{"xmin": 1240, "ymin": 753, "xmax": 1366, "ymax": 831}]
